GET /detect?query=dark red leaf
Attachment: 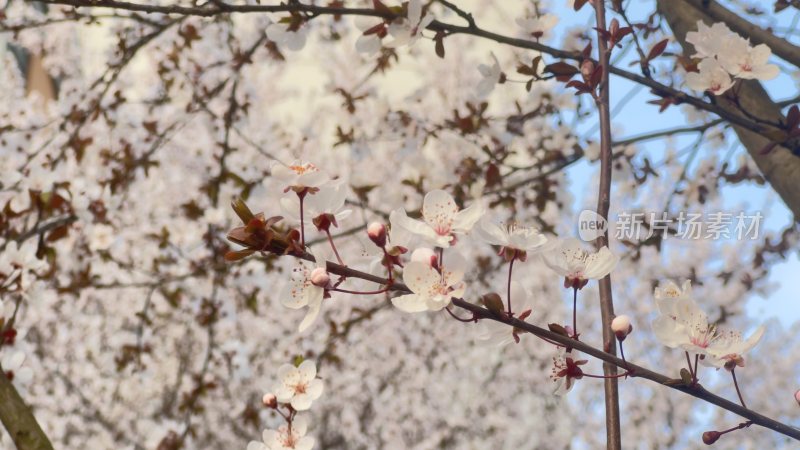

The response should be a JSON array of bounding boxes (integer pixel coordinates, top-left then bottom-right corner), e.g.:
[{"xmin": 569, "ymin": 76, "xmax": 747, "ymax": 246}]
[
  {"xmin": 544, "ymin": 62, "xmax": 579, "ymax": 82},
  {"xmin": 647, "ymin": 38, "xmax": 669, "ymax": 62}
]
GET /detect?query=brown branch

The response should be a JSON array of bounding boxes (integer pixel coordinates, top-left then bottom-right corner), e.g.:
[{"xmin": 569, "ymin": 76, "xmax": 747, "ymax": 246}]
[
  {"xmin": 592, "ymin": 2, "xmax": 621, "ymax": 449},
  {"xmin": 0, "ymin": 371, "xmax": 54, "ymax": 450},
  {"xmin": 266, "ymin": 244, "xmax": 800, "ymax": 441}
]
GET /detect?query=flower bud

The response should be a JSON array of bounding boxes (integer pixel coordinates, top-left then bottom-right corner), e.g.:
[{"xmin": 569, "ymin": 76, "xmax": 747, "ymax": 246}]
[
  {"xmin": 581, "ymin": 59, "xmax": 595, "ymax": 81},
  {"xmin": 262, "ymin": 393, "xmax": 277, "ymax": 408},
  {"xmin": 411, "ymin": 248, "xmax": 438, "ymax": 268},
  {"xmin": 702, "ymin": 431, "xmax": 721, "ymax": 445},
  {"xmin": 795, "ymin": 389, "xmax": 800, "ymax": 406},
  {"xmin": 480, "ymin": 293, "xmax": 505, "ymax": 316},
  {"xmin": 310, "ymin": 267, "xmax": 331, "ymax": 288},
  {"xmin": 367, "ymin": 222, "xmax": 387, "ymax": 247},
  {"xmin": 611, "ymin": 315, "xmax": 633, "ymax": 341}
]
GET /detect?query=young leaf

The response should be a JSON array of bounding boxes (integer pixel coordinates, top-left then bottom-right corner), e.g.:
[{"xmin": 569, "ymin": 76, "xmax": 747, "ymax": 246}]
[{"xmin": 647, "ymin": 38, "xmax": 669, "ymax": 62}]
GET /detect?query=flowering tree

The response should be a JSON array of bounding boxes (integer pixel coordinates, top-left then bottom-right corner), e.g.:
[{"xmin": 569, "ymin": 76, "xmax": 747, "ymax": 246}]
[{"xmin": 2, "ymin": 0, "xmax": 800, "ymax": 449}]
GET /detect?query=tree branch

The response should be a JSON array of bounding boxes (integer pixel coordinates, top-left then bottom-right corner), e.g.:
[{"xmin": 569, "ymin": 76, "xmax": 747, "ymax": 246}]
[
  {"xmin": 592, "ymin": 2, "xmax": 621, "ymax": 448},
  {"xmin": 266, "ymin": 243, "xmax": 800, "ymax": 442},
  {"xmin": 34, "ymin": 0, "xmax": 795, "ymax": 150},
  {"xmin": 0, "ymin": 371, "xmax": 54, "ymax": 450}
]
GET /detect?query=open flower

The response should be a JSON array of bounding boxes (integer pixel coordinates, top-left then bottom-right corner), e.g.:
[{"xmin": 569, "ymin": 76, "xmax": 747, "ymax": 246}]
[
  {"xmin": 515, "ymin": 14, "xmax": 559, "ymax": 40},
  {"xmin": 266, "ymin": 20, "xmax": 310, "ymax": 52},
  {"xmin": 280, "ymin": 248, "xmax": 330, "ymax": 332},
  {"xmin": 386, "ymin": 0, "xmax": 434, "ymax": 48},
  {"xmin": 476, "ymin": 54, "xmax": 503, "ymax": 99},
  {"xmin": 391, "ymin": 190, "xmax": 484, "ymax": 248},
  {"xmin": 392, "ymin": 253, "xmax": 466, "ymax": 312},
  {"xmin": 354, "ymin": 16, "xmax": 385, "ymax": 55},
  {"xmin": 271, "ymin": 161, "xmax": 329, "ymax": 193},
  {"xmin": 686, "ymin": 20, "xmax": 733, "ymax": 59},
  {"xmin": 550, "ymin": 349, "xmax": 587, "ymax": 395},
  {"xmin": 541, "ymin": 238, "xmax": 618, "ymax": 289},
  {"xmin": 475, "ymin": 216, "xmax": 547, "ymax": 261},
  {"xmin": 652, "ymin": 286, "xmax": 764, "ymax": 366},
  {"xmin": 273, "ymin": 360, "xmax": 324, "ymax": 411},
  {"xmin": 248, "ymin": 415, "xmax": 315, "ymax": 450},
  {"xmin": 718, "ymin": 38, "xmax": 779, "ymax": 81},
  {"xmin": 280, "ymin": 180, "xmax": 352, "ymax": 231},
  {"xmin": 654, "ymin": 279, "xmax": 692, "ymax": 301},
  {"xmin": 2, "ymin": 350, "xmax": 34, "ymax": 389},
  {"xmin": 0, "ymin": 240, "xmax": 46, "ymax": 291},
  {"xmin": 685, "ymin": 58, "xmax": 733, "ymax": 95}
]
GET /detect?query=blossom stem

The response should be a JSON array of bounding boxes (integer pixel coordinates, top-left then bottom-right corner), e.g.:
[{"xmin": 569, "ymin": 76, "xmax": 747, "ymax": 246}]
[
  {"xmin": 731, "ymin": 368, "xmax": 747, "ymax": 409},
  {"xmin": 380, "ymin": 248, "xmax": 394, "ymax": 283},
  {"xmin": 298, "ymin": 191, "xmax": 307, "ymax": 248},
  {"xmin": 331, "ymin": 287, "xmax": 391, "ymax": 295},
  {"xmin": 685, "ymin": 351, "xmax": 695, "ymax": 382},
  {"xmin": 693, "ymin": 354, "xmax": 700, "ymax": 384},
  {"xmin": 445, "ymin": 306, "xmax": 475, "ymax": 323},
  {"xmin": 506, "ymin": 258, "xmax": 515, "ymax": 316},
  {"xmin": 325, "ymin": 229, "xmax": 345, "ymax": 265},
  {"xmin": 572, "ymin": 287, "xmax": 578, "ymax": 339},
  {"xmin": 619, "ymin": 341, "xmax": 631, "ymax": 378}
]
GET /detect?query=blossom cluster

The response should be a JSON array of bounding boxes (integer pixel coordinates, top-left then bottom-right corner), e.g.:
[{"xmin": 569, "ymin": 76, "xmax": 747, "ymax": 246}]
[
  {"xmin": 651, "ymin": 280, "xmax": 764, "ymax": 369},
  {"xmin": 685, "ymin": 21, "xmax": 779, "ymax": 95},
  {"xmin": 247, "ymin": 360, "xmax": 323, "ymax": 450}
]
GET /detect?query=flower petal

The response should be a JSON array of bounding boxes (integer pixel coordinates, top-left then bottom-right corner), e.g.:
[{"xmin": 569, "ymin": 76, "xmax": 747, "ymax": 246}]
[{"xmin": 391, "ymin": 293, "xmax": 428, "ymax": 312}]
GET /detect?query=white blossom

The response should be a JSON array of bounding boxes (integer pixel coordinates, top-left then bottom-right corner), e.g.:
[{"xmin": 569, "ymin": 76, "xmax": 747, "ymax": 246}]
[
  {"xmin": 0, "ymin": 240, "xmax": 46, "ymax": 291},
  {"xmin": 1, "ymin": 350, "xmax": 34, "ymax": 389},
  {"xmin": 651, "ymin": 286, "xmax": 764, "ymax": 367},
  {"xmin": 87, "ymin": 223, "xmax": 115, "ymax": 251},
  {"xmin": 515, "ymin": 14, "xmax": 559, "ymax": 40},
  {"xmin": 541, "ymin": 238, "xmax": 618, "ymax": 287},
  {"xmin": 248, "ymin": 415, "xmax": 315, "ymax": 450},
  {"xmin": 385, "ymin": 0, "xmax": 434, "ymax": 48},
  {"xmin": 718, "ymin": 39, "xmax": 779, "ymax": 81},
  {"xmin": 266, "ymin": 22, "xmax": 310, "ymax": 52},
  {"xmin": 280, "ymin": 248, "xmax": 329, "ymax": 332},
  {"xmin": 390, "ymin": 190, "xmax": 484, "ymax": 248},
  {"xmin": 392, "ymin": 253, "xmax": 466, "ymax": 312},
  {"xmin": 271, "ymin": 161, "xmax": 329, "ymax": 192},
  {"xmin": 476, "ymin": 54, "xmax": 502, "ymax": 99},
  {"xmin": 272, "ymin": 360, "xmax": 323, "ymax": 411},
  {"xmin": 475, "ymin": 216, "xmax": 547, "ymax": 256},
  {"xmin": 685, "ymin": 58, "xmax": 733, "ymax": 95},
  {"xmin": 685, "ymin": 21, "xmax": 732, "ymax": 59},
  {"xmin": 280, "ymin": 180, "xmax": 352, "ymax": 229}
]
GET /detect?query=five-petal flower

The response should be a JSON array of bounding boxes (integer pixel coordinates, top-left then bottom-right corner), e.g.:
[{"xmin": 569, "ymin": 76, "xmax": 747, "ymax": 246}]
[
  {"xmin": 541, "ymin": 238, "xmax": 618, "ymax": 289},
  {"xmin": 391, "ymin": 190, "xmax": 484, "ymax": 248},
  {"xmin": 273, "ymin": 360, "xmax": 324, "ymax": 411},
  {"xmin": 392, "ymin": 253, "xmax": 466, "ymax": 312}
]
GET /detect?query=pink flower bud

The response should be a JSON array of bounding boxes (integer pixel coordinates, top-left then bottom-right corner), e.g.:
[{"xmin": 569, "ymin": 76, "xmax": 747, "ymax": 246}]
[
  {"xmin": 367, "ymin": 222, "xmax": 387, "ymax": 247},
  {"xmin": 795, "ymin": 389, "xmax": 800, "ymax": 406},
  {"xmin": 411, "ymin": 248, "xmax": 438, "ymax": 268},
  {"xmin": 310, "ymin": 267, "xmax": 331, "ymax": 288},
  {"xmin": 262, "ymin": 393, "xmax": 277, "ymax": 408},
  {"xmin": 611, "ymin": 315, "xmax": 633, "ymax": 341}
]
